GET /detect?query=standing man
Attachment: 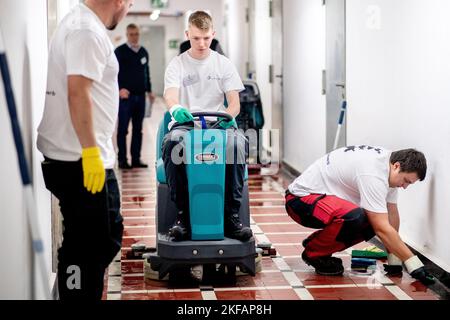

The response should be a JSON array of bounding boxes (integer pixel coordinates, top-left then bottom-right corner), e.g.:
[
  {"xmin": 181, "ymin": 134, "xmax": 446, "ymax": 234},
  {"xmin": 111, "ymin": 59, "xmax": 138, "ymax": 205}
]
[
  {"xmin": 115, "ymin": 23, "xmax": 155, "ymax": 169},
  {"xmin": 285, "ymin": 146, "xmax": 435, "ymax": 285},
  {"xmin": 162, "ymin": 11, "xmax": 253, "ymax": 242},
  {"xmin": 37, "ymin": 0, "xmax": 133, "ymax": 299}
]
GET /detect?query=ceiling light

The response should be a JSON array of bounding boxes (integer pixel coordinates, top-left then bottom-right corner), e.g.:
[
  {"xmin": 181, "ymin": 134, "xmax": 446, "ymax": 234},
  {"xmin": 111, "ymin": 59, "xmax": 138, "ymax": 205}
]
[{"xmin": 150, "ymin": 10, "xmax": 161, "ymax": 21}]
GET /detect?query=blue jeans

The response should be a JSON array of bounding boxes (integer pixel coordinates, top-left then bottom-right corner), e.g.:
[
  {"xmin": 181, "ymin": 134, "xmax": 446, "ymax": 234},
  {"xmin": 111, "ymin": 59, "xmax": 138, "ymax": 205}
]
[
  {"xmin": 117, "ymin": 94, "xmax": 146, "ymax": 164},
  {"xmin": 41, "ymin": 158, "xmax": 123, "ymax": 300}
]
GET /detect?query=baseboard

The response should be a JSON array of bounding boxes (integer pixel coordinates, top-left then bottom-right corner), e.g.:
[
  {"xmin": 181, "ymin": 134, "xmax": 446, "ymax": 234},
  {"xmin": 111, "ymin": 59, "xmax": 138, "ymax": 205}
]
[
  {"xmin": 281, "ymin": 160, "xmax": 300, "ymax": 178},
  {"xmin": 369, "ymin": 237, "xmax": 450, "ymax": 299},
  {"xmin": 49, "ymin": 272, "xmax": 58, "ymax": 300}
]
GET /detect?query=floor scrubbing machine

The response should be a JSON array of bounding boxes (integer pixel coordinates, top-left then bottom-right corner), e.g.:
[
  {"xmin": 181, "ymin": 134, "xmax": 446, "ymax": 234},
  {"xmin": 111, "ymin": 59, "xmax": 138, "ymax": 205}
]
[{"xmin": 148, "ymin": 112, "xmax": 257, "ymax": 281}]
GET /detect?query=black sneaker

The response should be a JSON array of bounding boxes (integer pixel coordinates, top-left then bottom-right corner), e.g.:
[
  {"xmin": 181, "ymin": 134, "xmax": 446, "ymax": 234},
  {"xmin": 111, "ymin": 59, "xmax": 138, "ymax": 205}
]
[
  {"xmin": 225, "ymin": 213, "xmax": 253, "ymax": 241},
  {"xmin": 118, "ymin": 161, "xmax": 132, "ymax": 169},
  {"xmin": 302, "ymin": 251, "xmax": 344, "ymax": 276},
  {"xmin": 132, "ymin": 161, "xmax": 148, "ymax": 168},
  {"xmin": 169, "ymin": 215, "xmax": 189, "ymax": 241},
  {"xmin": 302, "ymin": 238, "xmax": 311, "ymax": 248}
]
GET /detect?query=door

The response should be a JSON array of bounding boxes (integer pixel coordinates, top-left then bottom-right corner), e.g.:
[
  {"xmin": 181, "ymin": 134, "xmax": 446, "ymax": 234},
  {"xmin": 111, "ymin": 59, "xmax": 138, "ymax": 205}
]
[
  {"xmin": 247, "ymin": 0, "xmax": 273, "ymax": 163},
  {"xmin": 271, "ymin": 0, "xmax": 283, "ymax": 164},
  {"xmin": 140, "ymin": 26, "xmax": 166, "ymax": 96},
  {"xmin": 325, "ymin": 0, "xmax": 346, "ymax": 152}
]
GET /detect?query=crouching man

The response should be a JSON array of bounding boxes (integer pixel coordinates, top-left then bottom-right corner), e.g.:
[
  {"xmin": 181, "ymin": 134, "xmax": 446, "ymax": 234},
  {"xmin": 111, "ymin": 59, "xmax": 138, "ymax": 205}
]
[{"xmin": 285, "ymin": 146, "xmax": 435, "ymax": 285}]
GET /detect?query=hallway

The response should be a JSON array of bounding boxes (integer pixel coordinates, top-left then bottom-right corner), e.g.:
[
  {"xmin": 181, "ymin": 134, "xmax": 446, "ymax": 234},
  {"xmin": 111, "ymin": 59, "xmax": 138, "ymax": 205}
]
[
  {"xmin": 2, "ymin": 0, "xmax": 450, "ymax": 303},
  {"xmin": 101, "ymin": 99, "xmax": 440, "ymax": 300}
]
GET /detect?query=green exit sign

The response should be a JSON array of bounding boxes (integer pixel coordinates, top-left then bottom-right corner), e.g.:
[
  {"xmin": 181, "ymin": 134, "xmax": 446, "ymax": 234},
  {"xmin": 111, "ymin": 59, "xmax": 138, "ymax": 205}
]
[
  {"xmin": 169, "ymin": 39, "xmax": 178, "ymax": 49},
  {"xmin": 151, "ymin": 0, "xmax": 168, "ymax": 9}
]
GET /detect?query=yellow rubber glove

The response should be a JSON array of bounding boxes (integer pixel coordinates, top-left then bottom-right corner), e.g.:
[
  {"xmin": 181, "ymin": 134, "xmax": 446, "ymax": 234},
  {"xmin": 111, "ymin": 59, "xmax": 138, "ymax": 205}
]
[{"xmin": 81, "ymin": 146, "xmax": 105, "ymax": 194}]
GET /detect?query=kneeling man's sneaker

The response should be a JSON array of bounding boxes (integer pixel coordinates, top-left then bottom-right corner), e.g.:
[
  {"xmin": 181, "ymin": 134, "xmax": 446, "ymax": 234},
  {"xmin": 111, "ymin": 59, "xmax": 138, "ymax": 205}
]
[{"xmin": 302, "ymin": 251, "xmax": 344, "ymax": 276}]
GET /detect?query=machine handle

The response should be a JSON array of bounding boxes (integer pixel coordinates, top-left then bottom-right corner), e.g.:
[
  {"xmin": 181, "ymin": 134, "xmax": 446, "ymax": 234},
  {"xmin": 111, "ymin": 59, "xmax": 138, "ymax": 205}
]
[{"xmin": 190, "ymin": 111, "xmax": 233, "ymax": 121}]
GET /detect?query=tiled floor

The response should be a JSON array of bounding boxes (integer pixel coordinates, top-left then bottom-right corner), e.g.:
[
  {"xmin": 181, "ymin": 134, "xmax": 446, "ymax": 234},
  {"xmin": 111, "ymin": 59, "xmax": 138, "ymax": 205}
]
[{"xmin": 102, "ymin": 98, "xmax": 441, "ymax": 301}]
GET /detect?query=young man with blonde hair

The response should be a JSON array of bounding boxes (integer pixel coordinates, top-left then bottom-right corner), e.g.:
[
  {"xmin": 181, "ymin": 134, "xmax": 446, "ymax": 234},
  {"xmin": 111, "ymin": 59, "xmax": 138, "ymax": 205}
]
[{"xmin": 162, "ymin": 11, "xmax": 253, "ymax": 242}]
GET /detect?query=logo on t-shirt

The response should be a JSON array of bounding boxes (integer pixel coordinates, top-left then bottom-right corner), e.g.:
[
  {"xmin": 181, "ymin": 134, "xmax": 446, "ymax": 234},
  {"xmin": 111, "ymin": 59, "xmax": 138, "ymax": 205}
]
[
  {"xmin": 182, "ymin": 74, "xmax": 200, "ymax": 87},
  {"xmin": 344, "ymin": 145, "xmax": 382, "ymax": 154},
  {"xmin": 207, "ymin": 74, "xmax": 222, "ymax": 81}
]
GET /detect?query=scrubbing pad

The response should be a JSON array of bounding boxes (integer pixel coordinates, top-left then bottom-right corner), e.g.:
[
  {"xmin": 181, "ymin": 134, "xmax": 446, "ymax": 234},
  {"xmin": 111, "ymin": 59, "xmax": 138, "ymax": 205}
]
[
  {"xmin": 351, "ymin": 258, "xmax": 377, "ymax": 266},
  {"xmin": 364, "ymin": 245, "xmax": 384, "ymax": 252},
  {"xmin": 352, "ymin": 249, "xmax": 387, "ymax": 259}
]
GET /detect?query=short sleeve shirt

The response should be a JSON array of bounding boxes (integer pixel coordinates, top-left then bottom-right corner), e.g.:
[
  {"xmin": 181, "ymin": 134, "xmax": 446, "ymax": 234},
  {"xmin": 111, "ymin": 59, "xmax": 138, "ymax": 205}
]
[
  {"xmin": 164, "ymin": 50, "xmax": 244, "ymax": 129},
  {"xmin": 288, "ymin": 146, "xmax": 398, "ymax": 213},
  {"xmin": 37, "ymin": 3, "xmax": 119, "ymax": 168}
]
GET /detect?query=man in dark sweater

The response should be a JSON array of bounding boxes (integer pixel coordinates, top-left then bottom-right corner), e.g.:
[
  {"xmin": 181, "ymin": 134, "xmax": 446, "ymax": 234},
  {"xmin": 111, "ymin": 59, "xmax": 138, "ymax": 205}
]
[{"xmin": 115, "ymin": 23, "xmax": 155, "ymax": 169}]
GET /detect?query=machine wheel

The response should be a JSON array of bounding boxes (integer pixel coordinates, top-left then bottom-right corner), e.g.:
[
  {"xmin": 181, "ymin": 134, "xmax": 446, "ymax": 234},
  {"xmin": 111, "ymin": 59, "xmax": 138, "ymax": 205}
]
[
  {"xmin": 144, "ymin": 256, "xmax": 169, "ymax": 281},
  {"xmin": 236, "ymin": 251, "xmax": 262, "ymax": 275}
]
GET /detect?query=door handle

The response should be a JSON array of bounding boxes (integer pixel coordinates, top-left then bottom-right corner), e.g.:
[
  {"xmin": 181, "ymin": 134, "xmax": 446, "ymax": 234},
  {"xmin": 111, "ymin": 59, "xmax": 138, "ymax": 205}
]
[{"xmin": 335, "ymin": 83, "xmax": 346, "ymax": 99}]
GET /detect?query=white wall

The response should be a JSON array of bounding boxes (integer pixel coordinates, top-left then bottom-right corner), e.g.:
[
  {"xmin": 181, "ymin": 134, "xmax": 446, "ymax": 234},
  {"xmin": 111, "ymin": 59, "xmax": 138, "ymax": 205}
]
[
  {"xmin": 223, "ymin": 0, "xmax": 249, "ymax": 78},
  {"xmin": 283, "ymin": 0, "xmax": 326, "ymax": 172},
  {"xmin": 130, "ymin": 0, "xmax": 224, "ymax": 42},
  {"xmin": 108, "ymin": 16, "xmax": 184, "ymax": 77},
  {"xmin": 347, "ymin": 0, "xmax": 450, "ymax": 270},
  {"xmin": 0, "ymin": 0, "xmax": 51, "ymax": 299}
]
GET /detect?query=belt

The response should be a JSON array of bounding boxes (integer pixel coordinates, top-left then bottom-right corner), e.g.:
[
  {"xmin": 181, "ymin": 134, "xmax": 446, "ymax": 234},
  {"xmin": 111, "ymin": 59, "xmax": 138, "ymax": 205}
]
[{"xmin": 43, "ymin": 156, "xmax": 113, "ymax": 172}]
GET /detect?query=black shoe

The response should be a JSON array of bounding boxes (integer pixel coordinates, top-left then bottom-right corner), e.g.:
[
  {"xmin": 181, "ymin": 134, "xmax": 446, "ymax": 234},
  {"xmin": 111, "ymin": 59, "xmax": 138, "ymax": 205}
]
[
  {"xmin": 302, "ymin": 251, "xmax": 344, "ymax": 276},
  {"xmin": 169, "ymin": 215, "xmax": 188, "ymax": 241},
  {"xmin": 118, "ymin": 161, "xmax": 132, "ymax": 169},
  {"xmin": 302, "ymin": 238, "xmax": 311, "ymax": 248},
  {"xmin": 225, "ymin": 213, "xmax": 253, "ymax": 241},
  {"xmin": 132, "ymin": 161, "xmax": 148, "ymax": 168}
]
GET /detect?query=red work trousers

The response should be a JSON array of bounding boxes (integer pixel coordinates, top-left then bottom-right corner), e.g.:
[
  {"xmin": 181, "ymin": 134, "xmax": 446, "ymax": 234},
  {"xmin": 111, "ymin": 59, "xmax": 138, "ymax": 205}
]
[{"xmin": 285, "ymin": 192, "xmax": 375, "ymax": 259}]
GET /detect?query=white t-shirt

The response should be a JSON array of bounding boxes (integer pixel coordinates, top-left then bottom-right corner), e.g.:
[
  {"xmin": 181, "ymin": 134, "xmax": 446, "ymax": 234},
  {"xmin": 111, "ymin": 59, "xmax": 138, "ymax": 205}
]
[
  {"xmin": 37, "ymin": 3, "xmax": 119, "ymax": 169},
  {"xmin": 288, "ymin": 145, "xmax": 398, "ymax": 213},
  {"xmin": 164, "ymin": 50, "xmax": 244, "ymax": 130}
]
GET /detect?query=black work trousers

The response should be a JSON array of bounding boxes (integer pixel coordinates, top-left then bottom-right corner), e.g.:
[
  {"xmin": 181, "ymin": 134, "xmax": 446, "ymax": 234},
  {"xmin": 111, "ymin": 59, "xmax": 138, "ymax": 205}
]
[{"xmin": 41, "ymin": 157, "xmax": 123, "ymax": 300}]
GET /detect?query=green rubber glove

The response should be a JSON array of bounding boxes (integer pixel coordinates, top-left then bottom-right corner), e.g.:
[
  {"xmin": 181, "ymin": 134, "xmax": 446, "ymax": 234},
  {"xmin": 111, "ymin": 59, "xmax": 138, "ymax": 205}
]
[
  {"xmin": 219, "ymin": 117, "xmax": 237, "ymax": 129},
  {"xmin": 170, "ymin": 105, "xmax": 194, "ymax": 124}
]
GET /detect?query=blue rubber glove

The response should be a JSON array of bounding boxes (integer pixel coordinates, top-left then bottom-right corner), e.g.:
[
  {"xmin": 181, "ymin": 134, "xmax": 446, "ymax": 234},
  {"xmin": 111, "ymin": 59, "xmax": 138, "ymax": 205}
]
[
  {"xmin": 219, "ymin": 117, "xmax": 237, "ymax": 129},
  {"xmin": 170, "ymin": 105, "xmax": 194, "ymax": 124}
]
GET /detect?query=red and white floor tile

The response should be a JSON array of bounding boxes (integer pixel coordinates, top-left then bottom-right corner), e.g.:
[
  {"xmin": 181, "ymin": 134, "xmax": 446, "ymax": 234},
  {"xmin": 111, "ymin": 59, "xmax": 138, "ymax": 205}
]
[{"xmin": 102, "ymin": 99, "xmax": 440, "ymax": 301}]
